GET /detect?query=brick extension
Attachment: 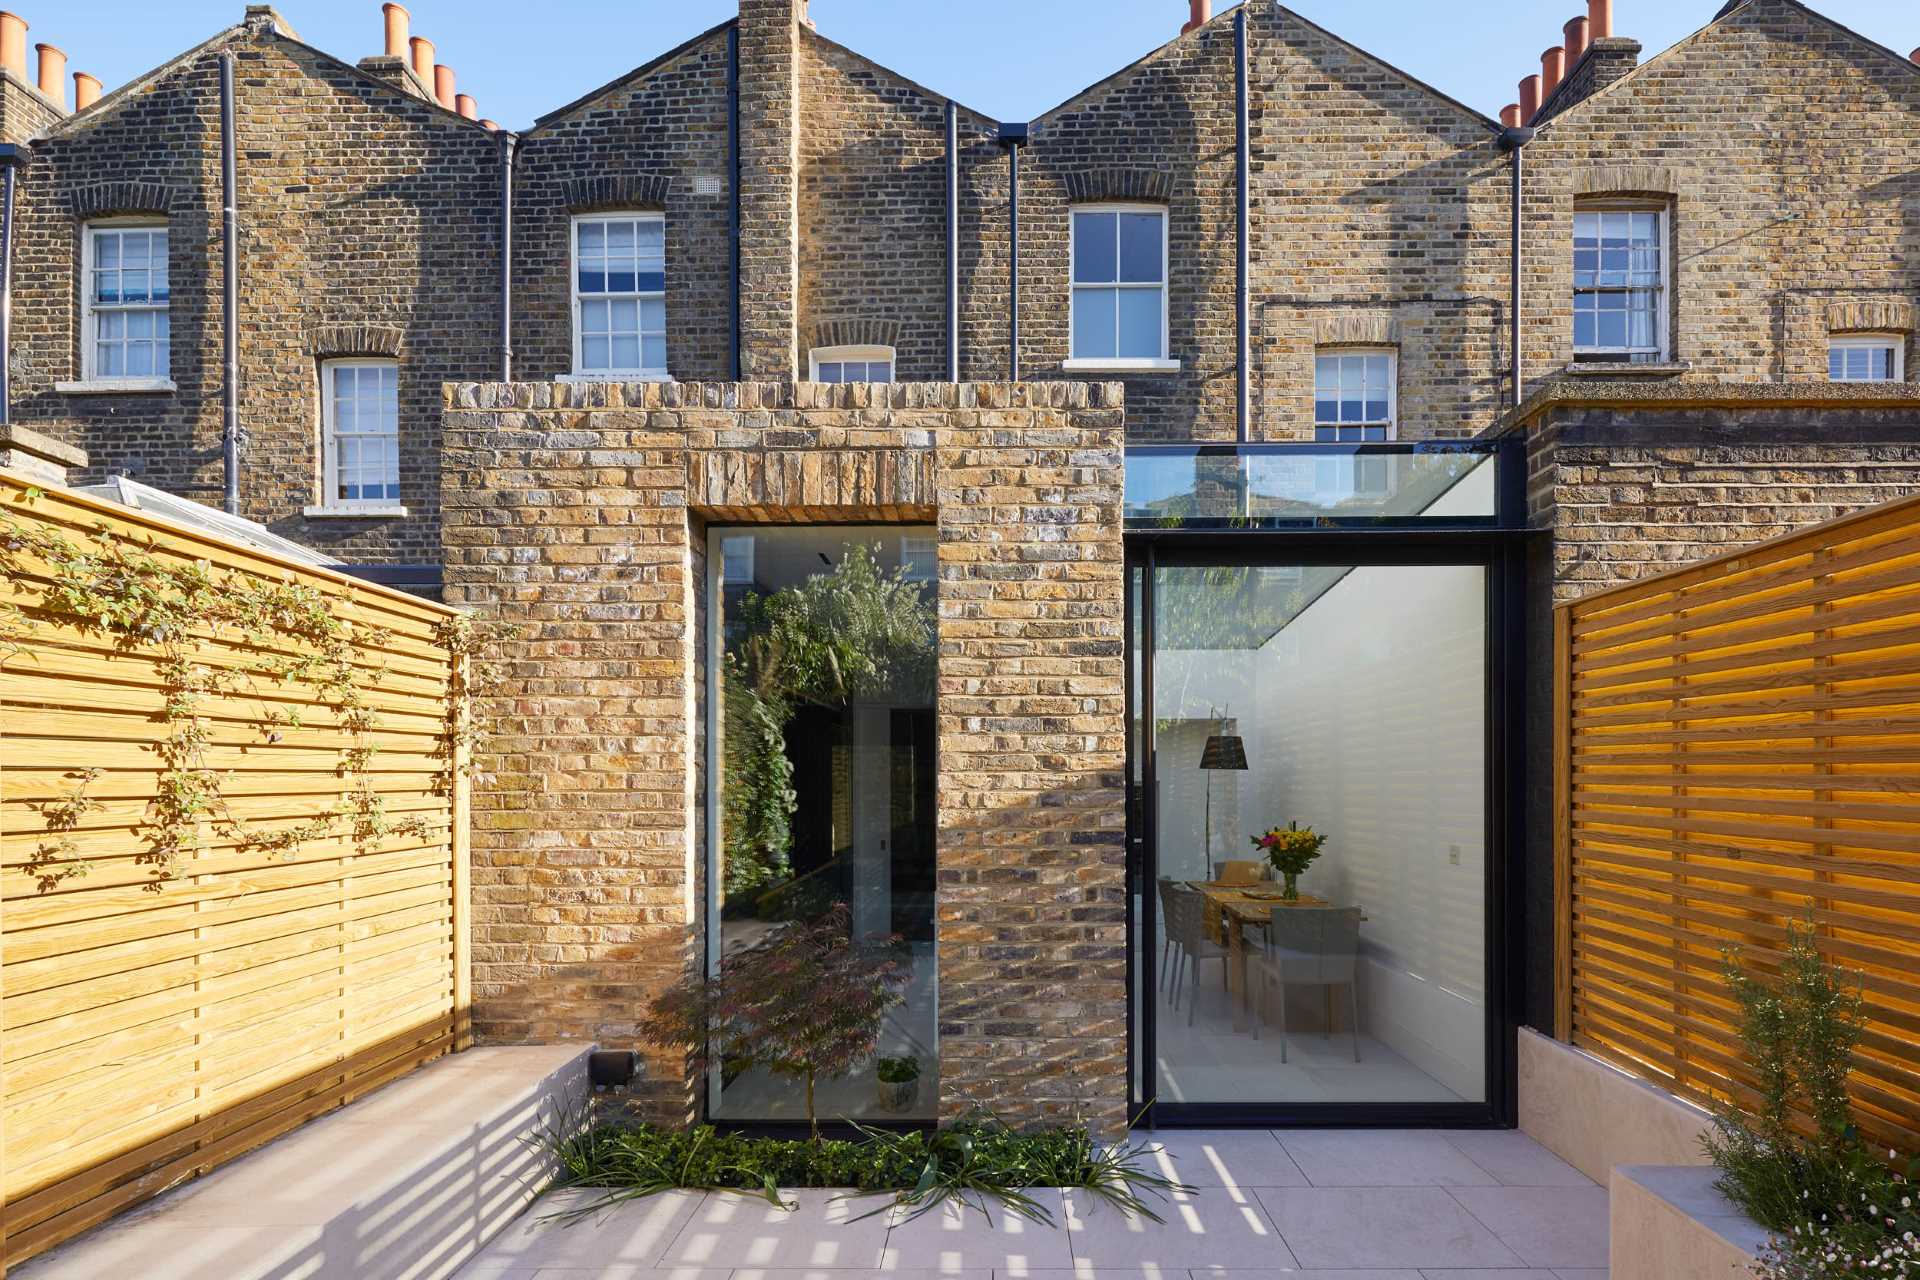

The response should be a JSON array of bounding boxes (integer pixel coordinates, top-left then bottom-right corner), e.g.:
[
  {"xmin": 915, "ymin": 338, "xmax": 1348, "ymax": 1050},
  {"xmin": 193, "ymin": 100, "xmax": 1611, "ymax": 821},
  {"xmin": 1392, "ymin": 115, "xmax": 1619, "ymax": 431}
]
[{"xmin": 440, "ymin": 380, "xmax": 1129, "ymax": 1132}]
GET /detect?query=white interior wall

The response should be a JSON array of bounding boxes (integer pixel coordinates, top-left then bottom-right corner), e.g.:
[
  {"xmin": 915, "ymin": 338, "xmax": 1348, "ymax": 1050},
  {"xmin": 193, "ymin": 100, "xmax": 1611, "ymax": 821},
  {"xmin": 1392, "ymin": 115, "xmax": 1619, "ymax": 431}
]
[{"xmin": 1152, "ymin": 563, "xmax": 1487, "ymax": 1100}]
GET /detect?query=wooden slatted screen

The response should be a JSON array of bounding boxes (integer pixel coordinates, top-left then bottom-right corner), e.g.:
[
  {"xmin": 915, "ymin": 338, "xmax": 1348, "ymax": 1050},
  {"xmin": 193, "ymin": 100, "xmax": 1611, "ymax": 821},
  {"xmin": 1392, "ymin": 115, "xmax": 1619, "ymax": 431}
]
[
  {"xmin": 0, "ymin": 473, "xmax": 469, "ymax": 1271},
  {"xmin": 1556, "ymin": 491, "xmax": 1920, "ymax": 1158}
]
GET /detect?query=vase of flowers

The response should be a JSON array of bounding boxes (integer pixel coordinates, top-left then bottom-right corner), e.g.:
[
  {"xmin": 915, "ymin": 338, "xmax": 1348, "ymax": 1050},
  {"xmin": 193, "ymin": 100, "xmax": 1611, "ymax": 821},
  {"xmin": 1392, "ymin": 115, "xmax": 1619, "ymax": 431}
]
[{"xmin": 1253, "ymin": 822, "xmax": 1327, "ymax": 901}]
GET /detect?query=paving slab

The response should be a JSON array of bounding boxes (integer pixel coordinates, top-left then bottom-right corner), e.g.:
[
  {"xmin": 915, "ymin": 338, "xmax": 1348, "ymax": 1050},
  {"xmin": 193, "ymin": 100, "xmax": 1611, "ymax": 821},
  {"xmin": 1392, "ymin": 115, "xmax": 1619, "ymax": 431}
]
[
  {"xmin": 880, "ymin": 1189, "xmax": 1074, "ymax": 1271},
  {"xmin": 1439, "ymin": 1131, "xmax": 1594, "ymax": 1187},
  {"xmin": 1447, "ymin": 1185, "xmax": 1611, "ymax": 1270},
  {"xmin": 1276, "ymin": 1132, "xmax": 1498, "ymax": 1188},
  {"xmin": 657, "ymin": 1189, "xmax": 893, "ymax": 1271},
  {"xmin": 1133, "ymin": 1132, "xmax": 1310, "ymax": 1188},
  {"xmin": 1064, "ymin": 1188, "xmax": 1298, "ymax": 1271},
  {"xmin": 1256, "ymin": 1187, "xmax": 1526, "ymax": 1270}
]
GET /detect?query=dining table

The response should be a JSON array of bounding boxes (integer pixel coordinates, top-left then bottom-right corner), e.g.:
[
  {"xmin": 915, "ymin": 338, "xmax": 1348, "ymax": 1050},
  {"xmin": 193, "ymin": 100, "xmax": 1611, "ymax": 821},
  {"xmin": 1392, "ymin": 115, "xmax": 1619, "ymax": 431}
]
[{"xmin": 1186, "ymin": 880, "xmax": 1343, "ymax": 1034}]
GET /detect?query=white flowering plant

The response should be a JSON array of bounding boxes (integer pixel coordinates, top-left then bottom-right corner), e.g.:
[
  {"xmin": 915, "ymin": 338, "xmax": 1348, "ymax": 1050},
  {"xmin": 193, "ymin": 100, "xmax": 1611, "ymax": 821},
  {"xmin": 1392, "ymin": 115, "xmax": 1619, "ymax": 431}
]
[{"xmin": 1756, "ymin": 1160, "xmax": 1918, "ymax": 1278}]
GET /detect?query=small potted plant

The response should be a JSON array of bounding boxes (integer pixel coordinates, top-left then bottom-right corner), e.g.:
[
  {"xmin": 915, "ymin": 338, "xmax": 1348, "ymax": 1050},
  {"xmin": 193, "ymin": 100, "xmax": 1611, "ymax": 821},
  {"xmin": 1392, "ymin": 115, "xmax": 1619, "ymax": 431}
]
[
  {"xmin": 876, "ymin": 1055, "xmax": 921, "ymax": 1113},
  {"xmin": 1252, "ymin": 822, "xmax": 1328, "ymax": 902}
]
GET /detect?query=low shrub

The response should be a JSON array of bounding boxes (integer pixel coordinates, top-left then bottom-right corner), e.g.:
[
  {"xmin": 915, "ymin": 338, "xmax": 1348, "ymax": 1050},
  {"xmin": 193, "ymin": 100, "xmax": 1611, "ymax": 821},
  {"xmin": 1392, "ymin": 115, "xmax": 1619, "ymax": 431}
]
[
  {"xmin": 545, "ymin": 1112, "xmax": 1190, "ymax": 1226},
  {"xmin": 1705, "ymin": 921, "xmax": 1919, "ymax": 1277}
]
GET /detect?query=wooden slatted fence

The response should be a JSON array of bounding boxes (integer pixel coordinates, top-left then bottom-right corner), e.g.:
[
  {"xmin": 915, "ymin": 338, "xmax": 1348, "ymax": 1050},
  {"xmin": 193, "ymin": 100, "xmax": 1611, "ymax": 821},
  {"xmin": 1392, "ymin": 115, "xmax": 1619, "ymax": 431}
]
[
  {"xmin": 1555, "ymin": 491, "xmax": 1920, "ymax": 1157},
  {"xmin": 0, "ymin": 473, "xmax": 469, "ymax": 1271}
]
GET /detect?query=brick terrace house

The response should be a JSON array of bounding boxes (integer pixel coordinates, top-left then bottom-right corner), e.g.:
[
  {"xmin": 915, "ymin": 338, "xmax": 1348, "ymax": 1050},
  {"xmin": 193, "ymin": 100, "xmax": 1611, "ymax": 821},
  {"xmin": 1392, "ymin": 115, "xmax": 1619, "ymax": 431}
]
[{"xmin": 2, "ymin": 0, "xmax": 1917, "ymax": 1134}]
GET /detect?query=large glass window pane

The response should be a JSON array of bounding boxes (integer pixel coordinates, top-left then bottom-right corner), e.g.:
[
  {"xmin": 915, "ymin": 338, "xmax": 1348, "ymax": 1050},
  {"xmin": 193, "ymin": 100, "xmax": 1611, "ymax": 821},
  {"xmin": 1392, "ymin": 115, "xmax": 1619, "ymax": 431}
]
[
  {"xmin": 708, "ymin": 527, "xmax": 939, "ymax": 1123},
  {"xmin": 1117, "ymin": 288, "xmax": 1162, "ymax": 359},
  {"xmin": 1148, "ymin": 561, "xmax": 1488, "ymax": 1105},
  {"xmin": 1119, "ymin": 212, "xmax": 1164, "ymax": 283},
  {"xmin": 1073, "ymin": 211, "xmax": 1117, "ymax": 284},
  {"xmin": 1073, "ymin": 288, "xmax": 1119, "ymax": 359}
]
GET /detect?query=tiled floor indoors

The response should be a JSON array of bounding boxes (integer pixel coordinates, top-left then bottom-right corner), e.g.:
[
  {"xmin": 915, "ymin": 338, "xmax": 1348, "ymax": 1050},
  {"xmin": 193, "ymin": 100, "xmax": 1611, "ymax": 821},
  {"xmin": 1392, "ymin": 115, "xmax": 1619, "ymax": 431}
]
[{"xmin": 456, "ymin": 1129, "xmax": 1608, "ymax": 1279}]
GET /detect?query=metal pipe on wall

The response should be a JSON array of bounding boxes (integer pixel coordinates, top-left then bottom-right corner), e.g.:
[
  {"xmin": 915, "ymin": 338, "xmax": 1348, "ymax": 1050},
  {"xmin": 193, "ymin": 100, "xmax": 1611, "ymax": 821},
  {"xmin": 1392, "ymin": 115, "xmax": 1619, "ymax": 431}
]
[
  {"xmin": 1234, "ymin": 6, "xmax": 1250, "ymax": 441},
  {"xmin": 220, "ymin": 51, "xmax": 240, "ymax": 516},
  {"xmin": 497, "ymin": 131, "xmax": 516, "ymax": 382},
  {"xmin": 0, "ymin": 145, "xmax": 22, "ymax": 428},
  {"xmin": 726, "ymin": 25, "xmax": 742, "ymax": 381},
  {"xmin": 946, "ymin": 100, "xmax": 959, "ymax": 383},
  {"xmin": 1001, "ymin": 123, "xmax": 1026, "ymax": 381},
  {"xmin": 1501, "ymin": 125, "xmax": 1534, "ymax": 409}
]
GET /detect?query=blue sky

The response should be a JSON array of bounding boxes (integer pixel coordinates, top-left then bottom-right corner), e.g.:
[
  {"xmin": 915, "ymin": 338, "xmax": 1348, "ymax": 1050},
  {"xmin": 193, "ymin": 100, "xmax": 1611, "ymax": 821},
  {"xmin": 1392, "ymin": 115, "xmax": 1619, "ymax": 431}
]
[{"xmin": 39, "ymin": 0, "xmax": 1919, "ymax": 129}]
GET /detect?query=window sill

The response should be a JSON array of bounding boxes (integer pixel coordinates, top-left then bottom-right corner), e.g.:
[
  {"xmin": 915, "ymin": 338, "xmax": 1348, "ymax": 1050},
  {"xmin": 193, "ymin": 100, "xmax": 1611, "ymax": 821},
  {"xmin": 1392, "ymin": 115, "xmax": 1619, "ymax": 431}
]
[
  {"xmin": 1062, "ymin": 358, "xmax": 1182, "ymax": 373},
  {"xmin": 1563, "ymin": 360, "xmax": 1692, "ymax": 378},
  {"xmin": 556, "ymin": 372, "xmax": 672, "ymax": 384},
  {"xmin": 55, "ymin": 378, "xmax": 177, "ymax": 395},
  {"xmin": 302, "ymin": 504, "xmax": 410, "ymax": 520}
]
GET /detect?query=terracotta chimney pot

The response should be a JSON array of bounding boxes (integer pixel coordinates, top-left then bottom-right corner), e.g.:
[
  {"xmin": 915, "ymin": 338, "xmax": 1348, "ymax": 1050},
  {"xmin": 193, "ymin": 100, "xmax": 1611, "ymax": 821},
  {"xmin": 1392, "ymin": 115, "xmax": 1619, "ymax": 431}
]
[
  {"xmin": 382, "ymin": 3, "xmax": 409, "ymax": 59},
  {"xmin": 0, "ymin": 12, "xmax": 27, "ymax": 79},
  {"xmin": 1499, "ymin": 103, "xmax": 1522, "ymax": 128},
  {"xmin": 1182, "ymin": 0, "xmax": 1211, "ymax": 35},
  {"xmin": 1911, "ymin": 47, "xmax": 1919, "ymax": 66},
  {"xmin": 34, "ymin": 41, "xmax": 64, "ymax": 104},
  {"xmin": 433, "ymin": 62, "xmax": 454, "ymax": 109},
  {"xmin": 408, "ymin": 34, "xmax": 433, "ymax": 82},
  {"xmin": 1541, "ymin": 45, "xmax": 1566, "ymax": 95},
  {"xmin": 1519, "ymin": 73, "xmax": 1542, "ymax": 121},
  {"xmin": 455, "ymin": 92, "xmax": 476, "ymax": 119},
  {"xmin": 479, "ymin": 118, "xmax": 499, "ymax": 131},
  {"xmin": 1588, "ymin": 0, "xmax": 1613, "ymax": 41},
  {"xmin": 73, "ymin": 69, "xmax": 101, "ymax": 110},
  {"xmin": 1564, "ymin": 15, "xmax": 1590, "ymax": 63}
]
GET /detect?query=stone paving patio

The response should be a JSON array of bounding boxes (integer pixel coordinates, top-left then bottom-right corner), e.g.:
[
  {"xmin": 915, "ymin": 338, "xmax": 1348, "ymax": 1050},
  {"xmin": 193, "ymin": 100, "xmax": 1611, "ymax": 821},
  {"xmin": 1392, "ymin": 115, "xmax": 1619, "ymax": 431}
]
[{"xmin": 455, "ymin": 1129, "xmax": 1609, "ymax": 1279}]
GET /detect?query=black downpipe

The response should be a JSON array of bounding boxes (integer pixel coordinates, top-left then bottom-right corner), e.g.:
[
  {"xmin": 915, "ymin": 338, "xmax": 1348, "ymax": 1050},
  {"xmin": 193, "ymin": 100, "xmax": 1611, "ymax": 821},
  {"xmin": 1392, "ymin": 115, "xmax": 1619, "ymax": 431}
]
[
  {"xmin": 0, "ymin": 145, "xmax": 22, "ymax": 428},
  {"xmin": 498, "ymin": 132, "xmax": 516, "ymax": 383},
  {"xmin": 727, "ymin": 25, "xmax": 742, "ymax": 381},
  {"xmin": 220, "ymin": 51, "xmax": 240, "ymax": 516},
  {"xmin": 1000, "ymin": 122, "xmax": 1026, "ymax": 381},
  {"xmin": 946, "ymin": 101, "xmax": 959, "ymax": 383},
  {"xmin": 1234, "ymin": 7, "xmax": 1250, "ymax": 441},
  {"xmin": 1501, "ymin": 125, "xmax": 1534, "ymax": 409}
]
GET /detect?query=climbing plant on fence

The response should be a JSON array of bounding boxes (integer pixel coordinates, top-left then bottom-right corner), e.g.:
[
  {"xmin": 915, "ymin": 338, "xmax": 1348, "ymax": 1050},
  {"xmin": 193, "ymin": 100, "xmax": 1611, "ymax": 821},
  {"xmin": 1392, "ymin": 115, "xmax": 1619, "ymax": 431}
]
[{"xmin": 0, "ymin": 485, "xmax": 498, "ymax": 890}]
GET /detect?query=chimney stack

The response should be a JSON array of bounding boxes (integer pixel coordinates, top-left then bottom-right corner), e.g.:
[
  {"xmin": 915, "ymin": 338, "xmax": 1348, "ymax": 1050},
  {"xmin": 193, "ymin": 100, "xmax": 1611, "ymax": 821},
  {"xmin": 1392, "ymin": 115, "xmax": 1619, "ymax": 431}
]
[
  {"xmin": 1518, "ymin": 73, "xmax": 1542, "ymax": 121},
  {"xmin": 73, "ymin": 69, "xmax": 99, "ymax": 109},
  {"xmin": 433, "ymin": 62, "xmax": 454, "ymax": 109},
  {"xmin": 0, "ymin": 12, "xmax": 26, "ymax": 80},
  {"xmin": 34, "ymin": 40, "xmax": 63, "ymax": 104},
  {"xmin": 408, "ymin": 34, "xmax": 433, "ymax": 82},
  {"xmin": 382, "ymin": 3, "xmax": 409, "ymax": 59},
  {"xmin": 1588, "ymin": 0, "xmax": 1613, "ymax": 41},
  {"xmin": 1564, "ymin": 15, "xmax": 1590, "ymax": 64},
  {"xmin": 455, "ymin": 92, "xmax": 476, "ymax": 119},
  {"xmin": 1499, "ymin": 103, "xmax": 1522, "ymax": 127},
  {"xmin": 1182, "ymin": 0, "xmax": 1211, "ymax": 35},
  {"xmin": 1541, "ymin": 45, "xmax": 1566, "ymax": 96}
]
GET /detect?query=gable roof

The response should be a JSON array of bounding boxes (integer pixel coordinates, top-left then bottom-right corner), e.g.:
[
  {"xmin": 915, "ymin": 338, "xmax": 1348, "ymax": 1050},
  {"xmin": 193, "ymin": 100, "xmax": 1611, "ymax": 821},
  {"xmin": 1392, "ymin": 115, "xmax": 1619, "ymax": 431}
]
[
  {"xmin": 42, "ymin": 11, "xmax": 497, "ymax": 143},
  {"xmin": 1036, "ymin": 1, "xmax": 1501, "ymax": 133},
  {"xmin": 529, "ymin": 19, "xmax": 734, "ymax": 133},
  {"xmin": 1535, "ymin": 0, "xmax": 1919, "ymax": 133}
]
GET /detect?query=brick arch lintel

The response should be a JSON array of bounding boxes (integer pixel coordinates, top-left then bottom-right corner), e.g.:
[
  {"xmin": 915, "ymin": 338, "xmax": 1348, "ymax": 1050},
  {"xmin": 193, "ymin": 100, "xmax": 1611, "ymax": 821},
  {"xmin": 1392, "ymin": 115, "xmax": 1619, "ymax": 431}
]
[
  {"xmin": 307, "ymin": 324, "xmax": 406, "ymax": 359},
  {"xmin": 1826, "ymin": 299, "xmax": 1915, "ymax": 334},
  {"xmin": 1062, "ymin": 168, "xmax": 1174, "ymax": 204},
  {"xmin": 561, "ymin": 174, "xmax": 673, "ymax": 213},
  {"xmin": 69, "ymin": 182, "xmax": 179, "ymax": 220},
  {"xmin": 811, "ymin": 319, "xmax": 901, "ymax": 352}
]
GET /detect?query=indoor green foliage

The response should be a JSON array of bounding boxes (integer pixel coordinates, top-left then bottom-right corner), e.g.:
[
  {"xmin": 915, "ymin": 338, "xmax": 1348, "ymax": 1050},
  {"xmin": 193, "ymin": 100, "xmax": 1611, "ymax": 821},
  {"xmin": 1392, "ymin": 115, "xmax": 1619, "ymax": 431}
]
[
  {"xmin": 1705, "ymin": 920, "xmax": 1877, "ymax": 1235},
  {"xmin": 0, "ymin": 497, "xmax": 468, "ymax": 889},
  {"xmin": 720, "ymin": 543, "xmax": 934, "ymax": 897},
  {"xmin": 544, "ymin": 1113, "xmax": 1192, "ymax": 1227},
  {"xmin": 638, "ymin": 903, "xmax": 910, "ymax": 1138}
]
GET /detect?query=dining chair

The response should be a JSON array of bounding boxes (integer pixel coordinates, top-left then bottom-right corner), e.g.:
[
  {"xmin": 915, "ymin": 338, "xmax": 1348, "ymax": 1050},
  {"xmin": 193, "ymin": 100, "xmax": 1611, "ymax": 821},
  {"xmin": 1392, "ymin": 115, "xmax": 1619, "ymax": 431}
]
[
  {"xmin": 1155, "ymin": 877, "xmax": 1184, "ymax": 995},
  {"xmin": 1163, "ymin": 885, "xmax": 1230, "ymax": 1026},
  {"xmin": 1213, "ymin": 859, "xmax": 1265, "ymax": 885},
  {"xmin": 1250, "ymin": 906, "xmax": 1362, "ymax": 1062}
]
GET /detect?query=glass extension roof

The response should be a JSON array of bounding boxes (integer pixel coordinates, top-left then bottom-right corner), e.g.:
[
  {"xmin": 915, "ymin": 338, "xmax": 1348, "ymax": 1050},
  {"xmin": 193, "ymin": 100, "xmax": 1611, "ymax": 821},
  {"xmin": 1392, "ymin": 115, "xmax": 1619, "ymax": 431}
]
[{"xmin": 1125, "ymin": 441, "xmax": 1514, "ymax": 529}]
